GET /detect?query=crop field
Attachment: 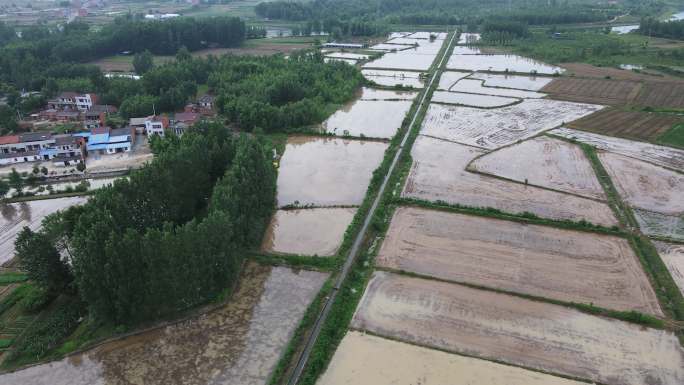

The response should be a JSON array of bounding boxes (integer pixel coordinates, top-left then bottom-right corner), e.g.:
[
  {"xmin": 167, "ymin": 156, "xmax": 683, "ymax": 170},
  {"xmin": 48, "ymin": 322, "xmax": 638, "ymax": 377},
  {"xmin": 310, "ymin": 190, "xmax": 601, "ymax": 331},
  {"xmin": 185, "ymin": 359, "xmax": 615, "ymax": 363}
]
[
  {"xmin": 457, "ymin": 33, "xmax": 481, "ymax": 44},
  {"xmin": 361, "ymin": 69, "xmax": 424, "ymax": 88},
  {"xmin": 551, "ymin": 127, "xmax": 684, "ymax": 170},
  {"xmin": 431, "ymin": 91, "xmax": 519, "ymax": 108},
  {"xmin": 599, "ymin": 152, "xmax": 684, "ymax": 215},
  {"xmin": 566, "ymin": 108, "xmax": 683, "ymax": 142},
  {"xmin": 359, "ymin": 87, "xmax": 417, "ymax": 101},
  {"xmin": 363, "ymin": 52, "xmax": 437, "ymax": 71},
  {"xmin": 451, "ymin": 46, "xmax": 484, "ymax": 54},
  {"xmin": 261, "ymin": 208, "xmax": 356, "ymax": 257},
  {"xmin": 447, "ymin": 54, "xmax": 563, "ymax": 74},
  {"xmin": 449, "ymin": 78, "xmax": 545, "ymax": 98},
  {"xmin": 408, "ymin": 32, "xmax": 447, "ymax": 40},
  {"xmin": 420, "ymin": 101, "xmax": 603, "ymax": 150},
  {"xmin": 634, "ymin": 209, "xmax": 684, "ymax": 241},
  {"xmin": 468, "ymin": 136, "xmax": 606, "ymax": 199},
  {"xmin": 403, "ymin": 135, "xmax": 618, "ymax": 226},
  {"xmin": 324, "ymin": 53, "xmax": 370, "ymax": 61},
  {"xmin": 468, "ymin": 73, "xmax": 553, "ymax": 91},
  {"xmin": 436, "ymin": 71, "xmax": 471, "ymax": 90},
  {"xmin": 0, "ymin": 263, "xmax": 328, "ymax": 385},
  {"xmin": 377, "ymin": 207, "xmax": 661, "ymax": 315},
  {"xmin": 369, "ymin": 43, "xmax": 414, "ymax": 51},
  {"xmin": 0, "ymin": 197, "xmax": 87, "ymax": 266},
  {"xmin": 635, "ymin": 81, "xmax": 684, "ymax": 109},
  {"xmin": 317, "ymin": 331, "xmax": 586, "ymax": 385},
  {"xmin": 654, "ymin": 241, "xmax": 684, "ymax": 295},
  {"xmin": 321, "ymin": 100, "xmax": 413, "ymax": 138},
  {"xmin": 352, "ymin": 272, "xmax": 684, "ymax": 385},
  {"xmin": 276, "ymin": 136, "xmax": 387, "ymax": 207},
  {"xmin": 541, "ymin": 78, "xmax": 642, "ymax": 105}
]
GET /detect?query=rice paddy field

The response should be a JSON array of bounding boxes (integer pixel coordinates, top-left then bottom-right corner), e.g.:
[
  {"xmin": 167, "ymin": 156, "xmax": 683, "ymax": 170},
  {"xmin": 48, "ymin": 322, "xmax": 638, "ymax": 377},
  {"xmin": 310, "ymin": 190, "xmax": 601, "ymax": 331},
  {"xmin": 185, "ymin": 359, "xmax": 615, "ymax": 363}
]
[
  {"xmin": 446, "ymin": 54, "xmax": 564, "ymax": 74},
  {"xmin": 361, "ymin": 69, "xmax": 425, "ymax": 88},
  {"xmin": 654, "ymin": 241, "xmax": 684, "ymax": 295},
  {"xmin": 448, "ymin": 78, "xmax": 546, "ymax": 98},
  {"xmin": 420, "ymin": 100, "xmax": 603, "ymax": 150},
  {"xmin": 321, "ymin": 99, "xmax": 413, "ymax": 139},
  {"xmin": 469, "ymin": 72, "xmax": 554, "ymax": 91},
  {"xmin": 431, "ymin": 91, "xmax": 519, "ymax": 108},
  {"xmin": 567, "ymin": 108, "xmax": 683, "ymax": 142}
]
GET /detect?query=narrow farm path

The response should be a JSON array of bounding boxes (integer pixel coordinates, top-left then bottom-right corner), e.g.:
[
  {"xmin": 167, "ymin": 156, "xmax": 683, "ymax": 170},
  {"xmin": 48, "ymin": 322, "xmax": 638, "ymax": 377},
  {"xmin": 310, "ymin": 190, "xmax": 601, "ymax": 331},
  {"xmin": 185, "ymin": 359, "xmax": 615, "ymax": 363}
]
[{"xmin": 285, "ymin": 30, "xmax": 457, "ymax": 385}]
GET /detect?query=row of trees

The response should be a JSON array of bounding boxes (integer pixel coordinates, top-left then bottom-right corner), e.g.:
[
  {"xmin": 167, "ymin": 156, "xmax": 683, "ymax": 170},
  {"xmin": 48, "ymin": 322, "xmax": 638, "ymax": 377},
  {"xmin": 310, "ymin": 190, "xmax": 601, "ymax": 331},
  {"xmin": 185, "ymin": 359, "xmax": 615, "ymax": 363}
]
[
  {"xmin": 638, "ymin": 18, "xmax": 684, "ymax": 40},
  {"xmin": 16, "ymin": 123, "xmax": 276, "ymax": 324}
]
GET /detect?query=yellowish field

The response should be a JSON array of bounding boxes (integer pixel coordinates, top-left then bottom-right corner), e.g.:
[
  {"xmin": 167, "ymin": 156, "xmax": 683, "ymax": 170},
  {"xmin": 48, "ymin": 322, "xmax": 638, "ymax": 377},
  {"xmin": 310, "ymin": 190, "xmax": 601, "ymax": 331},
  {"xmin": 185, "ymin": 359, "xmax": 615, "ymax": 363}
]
[
  {"xmin": 352, "ymin": 271, "xmax": 684, "ymax": 385},
  {"xmin": 377, "ymin": 207, "xmax": 662, "ymax": 315},
  {"xmin": 317, "ymin": 331, "xmax": 586, "ymax": 385}
]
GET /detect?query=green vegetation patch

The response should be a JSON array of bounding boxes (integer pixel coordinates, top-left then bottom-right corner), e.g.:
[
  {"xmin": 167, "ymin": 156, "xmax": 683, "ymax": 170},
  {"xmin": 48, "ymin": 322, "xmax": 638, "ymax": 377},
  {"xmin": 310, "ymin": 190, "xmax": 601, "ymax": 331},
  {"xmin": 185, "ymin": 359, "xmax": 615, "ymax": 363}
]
[
  {"xmin": 0, "ymin": 272, "xmax": 28, "ymax": 285},
  {"xmin": 658, "ymin": 123, "xmax": 684, "ymax": 148}
]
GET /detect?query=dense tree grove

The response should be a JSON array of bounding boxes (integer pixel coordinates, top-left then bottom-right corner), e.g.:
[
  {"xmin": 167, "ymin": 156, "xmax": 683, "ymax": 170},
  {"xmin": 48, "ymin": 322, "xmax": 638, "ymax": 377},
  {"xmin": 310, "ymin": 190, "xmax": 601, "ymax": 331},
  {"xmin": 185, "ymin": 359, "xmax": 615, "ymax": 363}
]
[
  {"xmin": 638, "ymin": 18, "xmax": 684, "ymax": 40},
  {"xmin": 17, "ymin": 123, "xmax": 276, "ymax": 325},
  {"xmin": 482, "ymin": 21, "xmax": 530, "ymax": 44}
]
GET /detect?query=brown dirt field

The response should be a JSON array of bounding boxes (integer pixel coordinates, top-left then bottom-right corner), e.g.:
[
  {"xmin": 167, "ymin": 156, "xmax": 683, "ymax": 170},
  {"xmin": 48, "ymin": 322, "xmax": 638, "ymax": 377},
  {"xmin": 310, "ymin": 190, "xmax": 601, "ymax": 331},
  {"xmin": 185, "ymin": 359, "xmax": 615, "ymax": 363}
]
[
  {"xmin": 567, "ymin": 108, "xmax": 683, "ymax": 142},
  {"xmin": 559, "ymin": 63, "xmax": 682, "ymax": 81},
  {"xmin": 352, "ymin": 271, "xmax": 684, "ymax": 385},
  {"xmin": 377, "ymin": 207, "xmax": 662, "ymax": 315},
  {"xmin": 635, "ymin": 81, "xmax": 684, "ymax": 109},
  {"xmin": 318, "ymin": 331, "xmax": 586, "ymax": 385},
  {"xmin": 541, "ymin": 77, "xmax": 642, "ymax": 105}
]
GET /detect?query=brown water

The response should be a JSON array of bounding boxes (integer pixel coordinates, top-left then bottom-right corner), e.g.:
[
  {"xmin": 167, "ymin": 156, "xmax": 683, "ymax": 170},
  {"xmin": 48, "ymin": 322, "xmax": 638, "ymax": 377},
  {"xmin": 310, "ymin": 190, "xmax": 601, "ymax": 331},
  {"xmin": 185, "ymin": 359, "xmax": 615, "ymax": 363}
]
[
  {"xmin": 261, "ymin": 208, "xmax": 356, "ymax": 257},
  {"xmin": 276, "ymin": 136, "xmax": 388, "ymax": 207},
  {"xmin": 322, "ymin": 100, "xmax": 413, "ymax": 139},
  {"xmin": 0, "ymin": 263, "xmax": 328, "ymax": 385},
  {"xmin": 0, "ymin": 197, "xmax": 87, "ymax": 265}
]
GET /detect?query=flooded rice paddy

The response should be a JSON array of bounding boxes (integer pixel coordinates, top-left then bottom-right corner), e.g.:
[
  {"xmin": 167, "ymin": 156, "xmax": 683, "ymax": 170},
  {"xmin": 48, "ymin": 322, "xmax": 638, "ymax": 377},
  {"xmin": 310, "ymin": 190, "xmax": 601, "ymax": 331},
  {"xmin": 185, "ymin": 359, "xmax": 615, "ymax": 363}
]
[
  {"xmin": 323, "ymin": 57, "xmax": 357, "ymax": 65},
  {"xmin": 469, "ymin": 72, "xmax": 554, "ymax": 91},
  {"xmin": 0, "ymin": 263, "xmax": 327, "ymax": 385},
  {"xmin": 378, "ymin": 207, "xmax": 662, "ymax": 315},
  {"xmin": 451, "ymin": 46, "xmax": 484, "ymax": 55},
  {"xmin": 551, "ymin": 127, "xmax": 684, "ymax": 170},
  {"xmin": 359, "ymin": 87, "xmax": 417, "ymax": 101},
  {"xmin": 324, "ymin": 53, "xmax": 370, "ymax": 61},
  {"xmin": 352, "ymin": 271, "xmax": 684, "ymax": 385},
  {"xmin": 436, "ymin": 70, "xmax": 471, "ymax": 90},
  {"xmin": 634, "ymin": 209, "xmax": 684, "ymax": 241},
  {"xmin": 448, "ymin": 78, "xmax": 546, "ymax": 98},
  {"xmin": 447, "ymin": 54, "xmax": 564, "ymax": 74},
  {"xmin": 0, "ymin": 197, "xmax": 87, "ymax": 265},
  {"xmin": 402, "ymin": 135, "xmax": 618, "ymax": 226},
  {"xmin": 261, "ymin": 208, "xmax": 356, "ymax": 257},
  {"xmin": 363, "ymin": 52, "xmax": 437, "ymax": 71},
  {"xmin": 361, "ymin": 69, "xmax": 424, "ymax": 88},
  {"xmin": 469, "ymin": 136, "xmax": 606, "ymax": 199},
  {"xmin": 420, "ymin": 100, "xmax": 603, "ymax": 150},
  {"xmin": 457, "ymin": 33, "xmax": 481, "ymax": 44},
  {"xmin": 369, "ymin": 43, "xmax": 414, "ymax": 51},
  {"xmin": 321, "ymin": 100, "xmax": 413, "ymax": 139},
  {"xmin": 654, "ymin": 241, "xmax": 684, "ymax": 295},
  {"xmin": 431, "ymin": 91, "xmax": 519, "ymax": 108},
  {"xmin": 317, "ymin": 331, "xmax": 586, "ymax": 385},
  {"xmin": 276, "ymin": 136, "xmax": 387, "ymax": 207}
]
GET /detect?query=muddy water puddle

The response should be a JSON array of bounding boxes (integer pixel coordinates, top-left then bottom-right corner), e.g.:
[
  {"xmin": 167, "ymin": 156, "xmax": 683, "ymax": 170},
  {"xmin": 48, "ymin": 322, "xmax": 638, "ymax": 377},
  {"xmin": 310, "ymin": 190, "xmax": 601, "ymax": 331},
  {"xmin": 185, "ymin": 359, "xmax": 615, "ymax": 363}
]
[
  {"xmin": 402, "ymin": 135, "xmax": 617, "ymax": 226},
  {"xmin": 469, "ymin": 136, "xmax": 606, "ymax": 199},
  {"xmin": 261, "ymin": 208, "xmax": 356, "ymax": 257},
  {"xmin": 447, "ymin": 54, "xmax": 564, "ymax": 74},
  {"xmin": 318, "ymin": 331, "xmax": 586, "ymax": 385},
  {"xmin": 352, "ymin": 271, "xmax": 684, "ymax": 385},
  {"xmin": 0, "ymin": 197, "xmax": 87, "ymax": 265},
  {"xmin": 322, "ymin": 99, "xmax": 413, "ymax": 139},
  {"xmin": 0, "ymin": 263, "xmax": 328, "ymax": 385},
  {"xmin": 276, "ymin": 136, "xmax": 388, "ymax": 207},
  {"xmin": 378, "ymin": 206, "xmax": 661, "ymax": 315}
]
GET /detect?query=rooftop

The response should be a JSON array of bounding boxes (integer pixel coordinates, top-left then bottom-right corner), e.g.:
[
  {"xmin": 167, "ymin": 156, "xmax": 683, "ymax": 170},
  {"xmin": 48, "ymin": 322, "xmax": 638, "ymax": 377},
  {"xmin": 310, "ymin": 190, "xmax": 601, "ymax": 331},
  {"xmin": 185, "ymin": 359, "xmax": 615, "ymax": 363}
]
[
  {"xmin": 19, "ymin": 132, "xmax": 53, "ymax": 143},
  {"xmin": 0, "ymin": 135, "xmax": 20, "ymax": 145}
]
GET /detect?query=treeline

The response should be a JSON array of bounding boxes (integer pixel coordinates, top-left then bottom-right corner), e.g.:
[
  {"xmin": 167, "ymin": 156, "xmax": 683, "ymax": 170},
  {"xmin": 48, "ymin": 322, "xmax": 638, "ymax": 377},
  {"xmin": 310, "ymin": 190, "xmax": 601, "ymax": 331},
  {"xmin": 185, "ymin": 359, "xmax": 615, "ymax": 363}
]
[
  {"xmin": 487, "ymin": 8, "xmax": 615, "ymax": 26},
  {"xmin": 0, "ymin": 16, "xmax": 245, "ymax": 90},
  {"xmin": 638, "ymin": 18, "xmax": 684, "ymax": 40},
  {"xmin": 16, "ymin": 123, "xmax": 276, "ymax": 325},
  {"xmin": 482, "ymin": 21, "xmax": 530, "ymax": 44}
]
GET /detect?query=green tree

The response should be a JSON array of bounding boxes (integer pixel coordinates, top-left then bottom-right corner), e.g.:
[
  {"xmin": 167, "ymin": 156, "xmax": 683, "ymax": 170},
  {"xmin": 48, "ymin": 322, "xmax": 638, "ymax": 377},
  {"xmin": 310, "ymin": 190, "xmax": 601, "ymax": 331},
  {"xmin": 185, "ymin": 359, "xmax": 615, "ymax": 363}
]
[
  {"xmin": 15, "ymin": 227, "xmax": 72, "ymax": 293},
  {"xmin": 0, "ymin": 179, "xmax": 9, "ymax": 198},
  {"xmin": 133, "ymin": 50, "xmax": 154, "ymax": 75},
  {"xmin": 8, "ymin": 168, "xmax": 22, "ymax": 194}
]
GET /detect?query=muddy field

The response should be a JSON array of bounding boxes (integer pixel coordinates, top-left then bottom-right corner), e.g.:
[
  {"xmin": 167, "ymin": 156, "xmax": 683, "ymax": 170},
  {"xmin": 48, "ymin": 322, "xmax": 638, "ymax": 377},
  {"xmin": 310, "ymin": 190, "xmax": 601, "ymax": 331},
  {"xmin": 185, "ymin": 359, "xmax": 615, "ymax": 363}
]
[
  {"xmin": 322, "ymin": 100, "xmax": 412, "ymax": 139},
  {"xmin": 599, "ymin": 151, "xmax": 684, "ymax": 215},
  {"xmin": 420, "ymin": 101, "xmax": 603, "ymax": 150},
  {"xmin": 276, "ymin": 136, "xmax": 388, "ymax": 207},
  {"xmin": 437, "ymin": 71, "xmax": 471, "ymax": 90},
  {"xmin": 352, "ymin": 271, "xmax": 684, "ymax": 385},
  {"xmin": 449, "ymin": 78, "xmax": 545, "ymax": 98},
  {"xmin": 635, "ymin": 81, "xmax": 684, "ymax": 108},
  {"xmin": 361, "ymin": 69, "xmax": 424, "ymax": 88},
  {"xmin": 403, "ymin": 135, "xmax": 618, "ymax": 226},
  {"xmin": 567, "ymin": 108, "xmax": 683, "ymax": 141},
  {"xmin": 317, "ymin": 331, "xmax": 586, "ymax": 385},
  {"xmin": 0, "ymin": 197, "xmax": 87, "ymax": 265},
  {"xmin": 377, "ymin": 207, "xmax": 661, "ymax": 315},
  {"xmin": 559, "ymin": 62, "xmax": 680, "ymax": 81},
  {"xmin": 654, "ymin": 241, "xmax": 684, "ymax": 295},
  {"xmin": 541, "ymin": 77, "xmax": 641, "ymax": 105},
  {"xmin": 469, "ymin": 136, "xmax": 606, "ymax": 199},
  {"xmin": 634, "ymin": 209, "xmax": 684, "ymax": 241},
  {"xmin": 551, "ymin": 127, "xmax": 684, "ymax": 170},
  {"xmin": 261, "ymin": 208, "xmax": 356, "ymax": 257},
  {"xmin": 447, "ymin": 54, "xmax": 563, "ymax": 74},
  {"xmin": 469, "ymin": 73, "xmax": 553, "ymax": 91},
  {"xmin": 0, "ymin": 263, "xmax": 327, "ymax": 385},
  {"xmin": 431, "ymin": 91, "xmax": 519, "ymax": 108}
]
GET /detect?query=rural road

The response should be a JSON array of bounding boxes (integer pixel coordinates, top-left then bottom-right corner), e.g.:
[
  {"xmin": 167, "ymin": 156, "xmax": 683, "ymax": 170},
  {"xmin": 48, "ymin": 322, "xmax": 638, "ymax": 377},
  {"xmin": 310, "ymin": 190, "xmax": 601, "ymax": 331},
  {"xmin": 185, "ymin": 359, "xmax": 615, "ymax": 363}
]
[{"xmin": 285, "ymin": 30, "xmax": 457, "ymax": 385}]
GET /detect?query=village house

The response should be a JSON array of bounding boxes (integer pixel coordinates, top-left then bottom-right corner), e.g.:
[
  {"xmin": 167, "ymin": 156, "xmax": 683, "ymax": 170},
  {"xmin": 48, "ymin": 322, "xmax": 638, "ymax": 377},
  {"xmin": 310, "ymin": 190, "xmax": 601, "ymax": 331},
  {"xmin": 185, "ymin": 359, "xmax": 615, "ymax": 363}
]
[
  {"xmin": 144, "ymin": 116, "xmax": 170, "ymax": 137},
  {"xmin": 84, "ymin": 105, "xmax": 118, "ymax": 129},
  {"xmin": 83, "ymin": 126, "xmax": 135, "ymax": 155},
  {"xmin": 47, "ymin": 92, "xmax": 98, "ymax": 112},
  {"xmin": 171, "ymin": 112, "xmax": 200, "ymax": 136}
]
